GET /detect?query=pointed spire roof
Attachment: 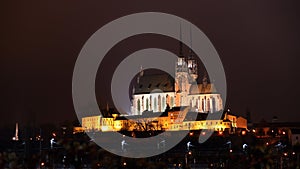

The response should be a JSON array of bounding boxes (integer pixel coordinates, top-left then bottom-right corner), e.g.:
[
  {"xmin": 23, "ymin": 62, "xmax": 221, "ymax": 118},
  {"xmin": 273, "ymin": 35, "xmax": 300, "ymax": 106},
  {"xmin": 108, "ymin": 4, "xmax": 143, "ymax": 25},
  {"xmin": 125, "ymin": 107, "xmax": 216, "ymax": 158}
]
[
  {"xmin": 189, "ymin": 24, "xmax": 193, "ymax": 59},
  {"xmin": 179, "ymin": 22, "xmax": 184, "ymax": 57}
]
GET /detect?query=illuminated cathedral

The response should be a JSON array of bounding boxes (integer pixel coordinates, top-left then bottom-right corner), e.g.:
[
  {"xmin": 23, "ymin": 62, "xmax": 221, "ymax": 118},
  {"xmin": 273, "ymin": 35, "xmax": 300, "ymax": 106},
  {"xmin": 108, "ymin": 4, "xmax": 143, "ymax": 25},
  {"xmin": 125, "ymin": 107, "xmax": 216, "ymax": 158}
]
[
  {"xmin": 79, "ymin": 29, "xmax": 248, "ymax": 134},
  {"xmin": 130, "ymin": 42, "xmax": 223, "ymax": 115}
]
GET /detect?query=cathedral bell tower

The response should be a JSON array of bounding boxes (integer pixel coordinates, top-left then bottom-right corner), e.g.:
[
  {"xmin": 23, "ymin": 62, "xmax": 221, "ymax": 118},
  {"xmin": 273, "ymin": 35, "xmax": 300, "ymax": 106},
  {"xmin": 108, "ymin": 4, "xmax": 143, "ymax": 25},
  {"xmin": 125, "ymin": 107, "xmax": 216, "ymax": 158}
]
[
  {"xmin": 187, "ymin": 25, "xmax": 198, "ymax": 82},
  {"xmin": 175, "ymin": 24, "xmax": 196, "ymax": 107}
]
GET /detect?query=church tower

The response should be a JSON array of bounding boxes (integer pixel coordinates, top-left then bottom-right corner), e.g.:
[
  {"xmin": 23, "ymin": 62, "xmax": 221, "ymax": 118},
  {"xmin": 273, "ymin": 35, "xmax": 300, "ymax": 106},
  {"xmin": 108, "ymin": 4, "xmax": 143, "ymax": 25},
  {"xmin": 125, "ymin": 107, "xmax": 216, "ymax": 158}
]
[
  {"xmin": 175, "ymin": 24, "xmax": 195, "ymax": 107},
  {"xmin": 187, "ymin": 25, "xmax": 198, "ymax": 82}
]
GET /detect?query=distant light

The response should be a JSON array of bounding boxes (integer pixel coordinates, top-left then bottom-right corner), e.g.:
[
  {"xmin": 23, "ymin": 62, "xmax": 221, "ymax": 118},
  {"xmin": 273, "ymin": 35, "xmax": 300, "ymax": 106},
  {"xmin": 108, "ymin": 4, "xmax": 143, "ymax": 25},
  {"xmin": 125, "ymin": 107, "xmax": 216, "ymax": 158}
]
[
  {"xmin": 202, "ymin": 132, "xmax": 206, "ymax": 135},
  {"xmin": 242, "ymin": 131, "xmax": 246, "ymax": 135},
  {"xmin": 123, "ymin": 162, "xmax": 127, "ymax": 166},
  {"xmin": 252, "ymin": 129, "xmax": 256, "ymax": 133},
  {"xmin": 292, "ymin": 152, "xmax": 296, "ymax": 155},
  {"xmin": 41, "ymin": 162, "xmax": 45, "ymax": 166},
  {"xmin": 266, "ymin": 142, "xmax": 269, "ymax": 146},
  {"xmin": 229, "ymin": 149, "xmax": 233, "ymax": 153},
  {"xmin": 218, "ymin": 131, "xmax": 223, "ymax": 135},
  {"xmin": 282, "ymin": 131, "xmax": 286, "ymax": 135},
  {"xmin": 189, "ymin": 132, "xmax": 194, "ymax": 136},
  {"xmin": 52, "ymin": 133, "xmax": 56, "ymax": 137},
  {"xmin": 188, "ymin": 151, "xmax": 192, "ymax": 155},
  {"xmin": 101, "ymin": 126, "xmax": 109, "ymax": 131},
  {"xmin": 284, "ymin": 152, "xmax": 288, "ymax": 156}
]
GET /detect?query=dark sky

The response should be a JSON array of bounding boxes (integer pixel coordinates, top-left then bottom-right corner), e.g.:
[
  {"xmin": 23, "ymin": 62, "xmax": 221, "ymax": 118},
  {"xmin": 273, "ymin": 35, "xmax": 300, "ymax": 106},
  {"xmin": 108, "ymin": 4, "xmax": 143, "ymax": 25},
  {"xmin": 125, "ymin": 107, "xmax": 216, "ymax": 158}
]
[{"xmin": 1, "ymin": 1, "xmax": 300, "ymax": 127}]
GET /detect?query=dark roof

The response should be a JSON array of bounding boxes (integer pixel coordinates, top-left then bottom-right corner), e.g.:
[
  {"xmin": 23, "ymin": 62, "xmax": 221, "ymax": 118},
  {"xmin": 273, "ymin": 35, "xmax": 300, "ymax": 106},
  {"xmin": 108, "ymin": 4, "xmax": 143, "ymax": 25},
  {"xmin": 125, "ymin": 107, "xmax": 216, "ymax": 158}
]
[
  {"xmin": 134, "ymin": 74, "xmax": 174, "ymax": 94},
  {"xmin": 120, "ymin": 111, "xmax": 168, "ymax": 120},
  {"xmin": 115, "ymin": 116, "xmax": 128, "ymax": 120}
]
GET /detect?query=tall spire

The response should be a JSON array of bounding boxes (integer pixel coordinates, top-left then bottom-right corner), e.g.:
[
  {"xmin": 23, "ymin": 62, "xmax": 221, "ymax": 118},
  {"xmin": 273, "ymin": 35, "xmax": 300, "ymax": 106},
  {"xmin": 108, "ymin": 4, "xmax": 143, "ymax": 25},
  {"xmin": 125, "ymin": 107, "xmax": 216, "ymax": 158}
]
[
  {"xmin": 189, "ymin": 24, "xmax": 193, "ymax": 59},
  {"xmin": 179, "ymin": 22, "xmax": 183, "ymax": 57}
]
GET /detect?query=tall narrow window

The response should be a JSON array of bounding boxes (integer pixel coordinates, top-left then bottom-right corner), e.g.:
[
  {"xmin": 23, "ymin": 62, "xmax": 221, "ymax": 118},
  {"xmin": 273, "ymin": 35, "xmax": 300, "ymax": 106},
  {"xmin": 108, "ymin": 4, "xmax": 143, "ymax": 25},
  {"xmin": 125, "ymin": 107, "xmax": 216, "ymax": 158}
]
[
  {"xmin": 150, "ymin": 96, "xmax": 152, "ymax": 111},
  {"xmin": 154, "ymin": 98, "xmax": 157, "ymax": 112},
  {"xmin": 146, "ymin": 98, "xmax": 149, "ymax": 110},
  {"xmin": 202, "ymin": 98, "xmax": 205, "ymax": 112},
  {"xmin": 137, "ymin": 99, "xmax": 141, "ymax": 114},
  {"xmin": 212, "ymin": 97, "xmax": 216, "ymax": 113},
  {"xmin": 158, "ymin": 95, "xmax": 161, "ymax": 112},
  {"xmin": 142, "ymin": 96, "xmax": 144, "ymax": 112},
  {"xmin": 207, "ymin": 98, "xmax": 210, "ymax": 112}
]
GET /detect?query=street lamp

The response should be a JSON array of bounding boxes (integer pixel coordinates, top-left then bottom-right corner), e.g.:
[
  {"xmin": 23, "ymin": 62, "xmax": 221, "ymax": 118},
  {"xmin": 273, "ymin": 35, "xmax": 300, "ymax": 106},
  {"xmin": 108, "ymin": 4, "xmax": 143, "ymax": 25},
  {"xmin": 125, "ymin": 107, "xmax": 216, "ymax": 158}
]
[{"xmin": 50, "ymin": 138, "xmax": 56, "ymax": 149}]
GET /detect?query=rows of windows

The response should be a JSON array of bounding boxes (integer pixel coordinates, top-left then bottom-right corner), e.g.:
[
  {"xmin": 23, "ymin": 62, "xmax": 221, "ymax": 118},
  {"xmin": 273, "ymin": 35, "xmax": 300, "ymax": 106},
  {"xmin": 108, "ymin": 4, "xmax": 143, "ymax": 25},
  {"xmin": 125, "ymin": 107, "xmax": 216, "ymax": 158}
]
[
  {"xmin": 136, "ymin": 94, "xmax": 175, "ymax": 113},
  {"xmin": 135, "ymin": 94, "xmax": 221, "ymax": 114},
  {"xmin": 189, "ymin": 96, "xmax": 219, "ymax": 113}
]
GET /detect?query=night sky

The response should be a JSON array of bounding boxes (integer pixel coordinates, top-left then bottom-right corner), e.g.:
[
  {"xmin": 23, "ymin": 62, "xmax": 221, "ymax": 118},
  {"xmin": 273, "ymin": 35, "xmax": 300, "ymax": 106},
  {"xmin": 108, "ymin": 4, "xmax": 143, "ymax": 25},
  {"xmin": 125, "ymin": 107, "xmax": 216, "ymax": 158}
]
[{"xmin": 1, "ymin": 1, "xmax": 300, "ymax": 127}]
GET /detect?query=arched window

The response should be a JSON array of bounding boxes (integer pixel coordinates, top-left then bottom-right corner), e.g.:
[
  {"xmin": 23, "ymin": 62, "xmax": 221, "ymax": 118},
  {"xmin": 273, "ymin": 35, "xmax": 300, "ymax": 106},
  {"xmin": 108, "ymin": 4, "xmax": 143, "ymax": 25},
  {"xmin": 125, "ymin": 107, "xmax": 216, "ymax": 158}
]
[
  {"xmin": 207, "ymin": 98, "xmax": 210, "ymax": 112},
  {"xmin": 149, "ymin": 96, "xmax": 152, "ymax": 111},
  {"xmin": 202, "ymin": 98, "xmax": 205, "ymax": 112},
  {"xmin": 212, "ymin": 97, "xmax": 216, "ymax": 113},
  {"xmin": 142, "ymin": 96, "xmax": 144, "ymax": 112},
  {"xmin": 137, "ymin": 99, "xmax": 141, "ymax": 114},
  {"xmin": 158, "ymin": 95, "xmax": 162, "ymax": 112},
  {"xmin": 146, "ymin": 98, "xmax": 149, "ymax": 110},
  {"xmin": 154, "ymin": 97, "xmax": 157, "ymax": 112},
  {"xmin": 162, "ymin": 96, "xmax": 165, "ymax": 111}
]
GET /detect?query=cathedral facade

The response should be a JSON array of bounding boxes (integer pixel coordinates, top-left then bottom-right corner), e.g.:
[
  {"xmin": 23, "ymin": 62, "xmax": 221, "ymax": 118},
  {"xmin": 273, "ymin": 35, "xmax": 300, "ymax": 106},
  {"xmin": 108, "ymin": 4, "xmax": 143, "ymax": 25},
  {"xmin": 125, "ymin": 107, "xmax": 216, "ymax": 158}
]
[{"xmin": 130, "ymin": 51, "xmax": 223, "ymax": 115}]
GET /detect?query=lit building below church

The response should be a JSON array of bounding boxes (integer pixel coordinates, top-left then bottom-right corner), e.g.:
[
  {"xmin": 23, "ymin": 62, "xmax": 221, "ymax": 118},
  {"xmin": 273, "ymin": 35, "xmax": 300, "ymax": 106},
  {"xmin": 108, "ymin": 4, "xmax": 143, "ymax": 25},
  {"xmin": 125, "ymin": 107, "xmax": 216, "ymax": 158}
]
[{"xmin": 80, "ymin": 108, "xmax": 247, "ymax": 134}]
